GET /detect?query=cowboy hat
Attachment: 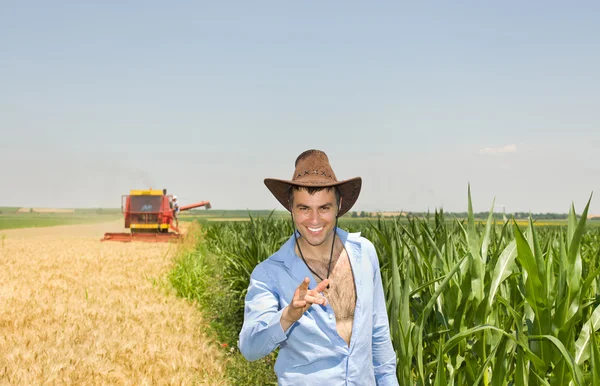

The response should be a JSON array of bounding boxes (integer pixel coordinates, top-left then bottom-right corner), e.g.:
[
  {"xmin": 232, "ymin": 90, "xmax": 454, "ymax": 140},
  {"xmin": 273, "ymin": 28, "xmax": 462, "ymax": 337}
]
[{"xmin": 264, "ymin": 149, "xmax": 362, "ymax": 217}]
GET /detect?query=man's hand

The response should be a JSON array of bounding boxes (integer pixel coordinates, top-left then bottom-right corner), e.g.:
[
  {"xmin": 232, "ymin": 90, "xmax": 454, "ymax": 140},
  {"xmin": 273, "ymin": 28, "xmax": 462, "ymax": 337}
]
[{"xmin": 280, "ymin": 277, "xmax": 329, "ymax": 331}]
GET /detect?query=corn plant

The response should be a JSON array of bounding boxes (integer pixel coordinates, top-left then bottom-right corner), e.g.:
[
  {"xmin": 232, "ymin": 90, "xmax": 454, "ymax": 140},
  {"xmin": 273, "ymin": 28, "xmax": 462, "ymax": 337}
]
[
  {"xmin": 365, "ymin": 188, "xmax": 600, "ymax": 385},
  {"xmin": 205, "ymin": 212, "xmax": 294, "ymax": 301}
]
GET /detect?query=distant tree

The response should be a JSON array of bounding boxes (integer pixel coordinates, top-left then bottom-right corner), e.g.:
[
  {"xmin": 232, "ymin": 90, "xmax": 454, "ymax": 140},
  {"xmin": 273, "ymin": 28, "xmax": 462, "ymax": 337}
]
[{"xmin": 351, "ymin": 211, "xmax": 358, "ymax": 218}]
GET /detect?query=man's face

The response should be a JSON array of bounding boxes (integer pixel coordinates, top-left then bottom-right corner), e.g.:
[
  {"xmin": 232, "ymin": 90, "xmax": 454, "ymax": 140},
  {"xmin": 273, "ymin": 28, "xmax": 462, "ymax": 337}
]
[{"xmin": 291, "ymin": 188, "xmax": 338, "ymax": 248}]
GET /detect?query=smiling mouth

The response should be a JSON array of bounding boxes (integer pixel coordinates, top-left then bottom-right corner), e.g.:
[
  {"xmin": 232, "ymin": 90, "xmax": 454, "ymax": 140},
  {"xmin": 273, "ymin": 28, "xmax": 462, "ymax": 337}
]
[{"xmin": 307, "ymin": 226, "xmax": 323, "ymax": 233}]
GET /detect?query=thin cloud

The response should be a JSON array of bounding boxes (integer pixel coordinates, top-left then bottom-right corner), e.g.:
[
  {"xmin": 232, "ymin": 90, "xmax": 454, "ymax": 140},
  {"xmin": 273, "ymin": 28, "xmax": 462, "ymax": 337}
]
[{"xmin": 479, "ymin": 144, "xmax": 517, "ymax": 155}]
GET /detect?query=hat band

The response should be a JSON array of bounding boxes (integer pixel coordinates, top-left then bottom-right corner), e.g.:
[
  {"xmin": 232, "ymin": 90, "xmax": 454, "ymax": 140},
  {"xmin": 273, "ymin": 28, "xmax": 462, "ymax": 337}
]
[{"xmin": 294, "ymin": 169, "xmax": 336, "ymax": 181}]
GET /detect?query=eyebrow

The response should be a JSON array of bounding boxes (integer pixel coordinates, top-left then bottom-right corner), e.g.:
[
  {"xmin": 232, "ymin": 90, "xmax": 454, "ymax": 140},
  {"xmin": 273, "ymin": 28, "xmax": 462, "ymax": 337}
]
[{"xmin": 295, "ymin": 202, "xmax": 334, "ymax": 209}]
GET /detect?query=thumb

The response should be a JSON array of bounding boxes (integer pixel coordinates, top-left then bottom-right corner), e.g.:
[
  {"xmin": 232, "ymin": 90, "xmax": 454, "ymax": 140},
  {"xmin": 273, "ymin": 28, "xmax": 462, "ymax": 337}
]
[{"xmin": 315, "ymin": 278, "xmax": 330, "ymax": 293}]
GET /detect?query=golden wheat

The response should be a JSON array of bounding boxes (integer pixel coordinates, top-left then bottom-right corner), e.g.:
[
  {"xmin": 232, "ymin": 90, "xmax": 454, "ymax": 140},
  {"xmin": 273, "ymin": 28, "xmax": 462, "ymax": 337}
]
[{"xmin": 0, "ymin": 222, "xmax": 226, "ymax": 385}]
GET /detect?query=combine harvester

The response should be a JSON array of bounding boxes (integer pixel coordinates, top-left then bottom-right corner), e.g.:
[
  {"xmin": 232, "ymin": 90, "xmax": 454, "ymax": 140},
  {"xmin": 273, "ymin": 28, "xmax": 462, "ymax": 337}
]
[{"xmin": 102, "ymin": 188, "xmax": 211, "ymax": 242}]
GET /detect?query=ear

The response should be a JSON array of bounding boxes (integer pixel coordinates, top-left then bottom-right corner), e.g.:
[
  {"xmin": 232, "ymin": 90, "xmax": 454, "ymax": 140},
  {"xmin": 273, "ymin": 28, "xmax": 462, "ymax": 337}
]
[{"xmin": 337, "ymin": 197, "xmax": 343, "ymax": 217}]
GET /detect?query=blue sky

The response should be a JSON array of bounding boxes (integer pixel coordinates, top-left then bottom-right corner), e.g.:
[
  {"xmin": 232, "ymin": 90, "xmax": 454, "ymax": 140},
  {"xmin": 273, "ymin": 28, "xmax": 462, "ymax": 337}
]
[{"xmin": 1, "ymin": 1, "xmax": 599, "ymax": 214}]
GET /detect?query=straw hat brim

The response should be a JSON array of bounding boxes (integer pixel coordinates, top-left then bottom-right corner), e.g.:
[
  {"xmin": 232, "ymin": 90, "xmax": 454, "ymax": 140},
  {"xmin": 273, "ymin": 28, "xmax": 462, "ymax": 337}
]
[{"xmin": 264, "ymin": 177, "xmax": 362, "ymax": 217}]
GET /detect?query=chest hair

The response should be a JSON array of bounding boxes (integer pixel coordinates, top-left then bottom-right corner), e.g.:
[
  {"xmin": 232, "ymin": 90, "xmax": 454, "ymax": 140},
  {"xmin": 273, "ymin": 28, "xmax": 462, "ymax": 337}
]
[
  {"xmin": 326, "ymin": 251, "xmax": 356, "ymax": 322},
  {"xmin": 312, "ymin": 249, "xmax": 356, "ymax": 322},
  {"xmin": 295, "ymin": 240, "xmax": 357, "ymax": 323}
]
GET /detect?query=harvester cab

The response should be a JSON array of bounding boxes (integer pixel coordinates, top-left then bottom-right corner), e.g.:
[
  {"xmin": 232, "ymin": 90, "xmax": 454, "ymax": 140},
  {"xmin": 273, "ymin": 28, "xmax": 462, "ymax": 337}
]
[{"xmin": 102, "ymin": 188, "xmax": 211, "ymax": 242}]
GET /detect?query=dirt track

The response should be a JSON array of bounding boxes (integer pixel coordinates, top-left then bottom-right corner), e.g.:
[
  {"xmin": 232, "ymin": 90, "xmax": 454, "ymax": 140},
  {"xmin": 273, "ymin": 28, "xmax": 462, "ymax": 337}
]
[{"xmin": 0, "ymin": 222, "xmax": 226, "ymax": 385}]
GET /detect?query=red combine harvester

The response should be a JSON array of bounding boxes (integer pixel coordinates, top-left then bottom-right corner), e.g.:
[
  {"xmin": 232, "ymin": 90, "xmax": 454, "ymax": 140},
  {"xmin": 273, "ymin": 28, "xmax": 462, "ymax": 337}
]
[{"xmin": 102, "ymin": 188, "xmax": 211, "ymax": 242}]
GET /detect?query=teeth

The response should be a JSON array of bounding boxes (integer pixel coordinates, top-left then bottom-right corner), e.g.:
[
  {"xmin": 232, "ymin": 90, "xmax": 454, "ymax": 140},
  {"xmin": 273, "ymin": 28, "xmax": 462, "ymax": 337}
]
[{"xmin": 308, "ymin": 227, "xmax": 323, "ymax": 232}]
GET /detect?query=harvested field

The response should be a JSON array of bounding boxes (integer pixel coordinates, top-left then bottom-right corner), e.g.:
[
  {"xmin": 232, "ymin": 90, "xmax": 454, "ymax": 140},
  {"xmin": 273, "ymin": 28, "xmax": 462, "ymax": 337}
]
[
  {"xmin": 0, "ymin": 221, "xmax": 226, "ymax": 385},
  {"xmin": 16, "ymin": 208, "xmax": 76, "ymax": 213},
  {"xmin": 32, "ymin": 208, "xmax": 76, "ymax": 213}
]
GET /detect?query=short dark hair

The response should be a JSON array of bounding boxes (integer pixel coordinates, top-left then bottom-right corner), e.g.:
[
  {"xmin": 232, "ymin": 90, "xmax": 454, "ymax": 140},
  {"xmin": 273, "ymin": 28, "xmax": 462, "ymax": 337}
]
[{"xmin": 288, "ymin": 186, "xmax": 341, "ymax": 210}]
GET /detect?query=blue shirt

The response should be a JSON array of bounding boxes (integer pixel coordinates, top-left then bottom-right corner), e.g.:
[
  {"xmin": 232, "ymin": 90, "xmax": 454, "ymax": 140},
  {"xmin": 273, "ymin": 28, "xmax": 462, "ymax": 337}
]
[{"xmin": 239, "ymin": 228, "xmax": 398, "ymax": 386}]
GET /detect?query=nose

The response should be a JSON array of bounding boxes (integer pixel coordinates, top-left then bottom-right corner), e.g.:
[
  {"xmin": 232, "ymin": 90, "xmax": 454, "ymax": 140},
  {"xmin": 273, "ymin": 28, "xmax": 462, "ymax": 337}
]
[{"xmin": 308, "ymin": 209, "xmax": 320, "ymax": 224}]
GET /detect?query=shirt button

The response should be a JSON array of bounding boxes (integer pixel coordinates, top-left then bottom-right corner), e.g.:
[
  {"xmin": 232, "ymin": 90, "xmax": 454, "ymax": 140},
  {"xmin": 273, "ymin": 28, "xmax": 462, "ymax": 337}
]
[{"xmin": 328, "ymin": 314, "xmax": 333, "ymax": 320}]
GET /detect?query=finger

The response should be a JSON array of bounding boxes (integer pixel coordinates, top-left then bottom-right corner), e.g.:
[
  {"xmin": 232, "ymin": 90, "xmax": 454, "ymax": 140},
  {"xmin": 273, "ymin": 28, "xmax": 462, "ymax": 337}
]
[
  {"xmin": 314, "ymin": 278, "xmax": 330, "ymax": 293},
  {"xmin": 298, "ymin": 277, "xmax": 310, "ymax": 291},
  {"xmin": 304, "ymin": 294, "xmax": 328, "ymax": 306},
  {"xmin": 292, "ymin": 288, "xmax": 300, "ymax": 301},
  {"xmin": 307, "ymin": 289, "xmax": 329, "ymax": 299},
  {"xmin": 292, "ymin": 300, "xmax": 307, "ymax": 309}
]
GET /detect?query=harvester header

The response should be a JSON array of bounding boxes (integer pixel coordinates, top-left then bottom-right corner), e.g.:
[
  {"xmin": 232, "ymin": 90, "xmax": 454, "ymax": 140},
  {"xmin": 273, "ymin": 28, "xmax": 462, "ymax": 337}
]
[{"xmin": 102, "ymin": 188, "xmax": 211, "ymax": 242}]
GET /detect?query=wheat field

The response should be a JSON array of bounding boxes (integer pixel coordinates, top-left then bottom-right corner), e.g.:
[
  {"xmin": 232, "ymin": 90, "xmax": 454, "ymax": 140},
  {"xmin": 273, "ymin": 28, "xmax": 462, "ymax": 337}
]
[{"xmin": 0, "ymin": 221, "xmax": 226, "ymax": 385}]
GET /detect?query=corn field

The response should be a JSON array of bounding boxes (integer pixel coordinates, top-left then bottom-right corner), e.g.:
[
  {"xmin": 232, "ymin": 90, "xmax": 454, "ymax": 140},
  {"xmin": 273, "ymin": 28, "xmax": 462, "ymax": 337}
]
[
  {"xmin": 364, "ymin": 189, "xmax": 600, "ymax": 385},
  {"xmin": 201, "ymin": 191, "xmax": 600, "ymax": 385}
]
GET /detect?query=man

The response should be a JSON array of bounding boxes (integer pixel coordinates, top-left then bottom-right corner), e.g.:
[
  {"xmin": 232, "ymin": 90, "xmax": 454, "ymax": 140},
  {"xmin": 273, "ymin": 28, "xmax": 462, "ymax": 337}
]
[
  {"xmin": 172, "ymin": 195, "xmax": 180, "ymax": 228},
  {"xmin": 239, "ymin": 149, "xmax": 398, "ymax": 385}
]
